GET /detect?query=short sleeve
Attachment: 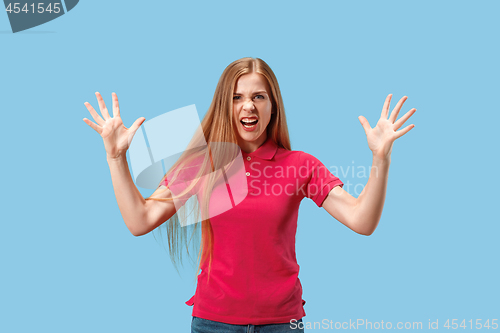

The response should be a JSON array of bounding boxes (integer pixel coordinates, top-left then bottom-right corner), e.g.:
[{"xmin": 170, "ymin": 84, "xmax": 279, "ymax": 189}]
[
  {"xmin": 300, "ymin": 151, "xmax": 344, "ymax": 207},
  {"xmin": 160, "ymin": 160, "xmax": 203, "ymax": 208}
]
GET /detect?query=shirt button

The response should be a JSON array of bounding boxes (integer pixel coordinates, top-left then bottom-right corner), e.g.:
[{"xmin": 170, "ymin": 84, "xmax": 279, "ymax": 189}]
[
  {"xmin": 246, "ymin": 172, "xmax": 250, "ymax": 176},
  {"xmin": 247, "ymin": 156, "xmax": 251, "ymax": 161}
]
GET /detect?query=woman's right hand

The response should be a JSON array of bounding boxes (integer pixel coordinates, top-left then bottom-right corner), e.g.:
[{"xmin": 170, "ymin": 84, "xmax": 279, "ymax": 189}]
[{"xmin": 83, "ymin": 92, "xmax": 146, "ymax": 160}]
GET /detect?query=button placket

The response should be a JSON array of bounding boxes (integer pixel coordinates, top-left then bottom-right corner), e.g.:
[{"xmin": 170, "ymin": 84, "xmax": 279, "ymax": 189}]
[{"xmin": 245, "ymin": 155, "xmax": 251, "ymax": 177}]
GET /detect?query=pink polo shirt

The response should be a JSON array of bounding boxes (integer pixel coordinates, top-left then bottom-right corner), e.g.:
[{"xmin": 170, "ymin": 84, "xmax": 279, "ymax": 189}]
[{"xmin": 163, "ymin": 137, "xmax": 343, "ymax": 325}]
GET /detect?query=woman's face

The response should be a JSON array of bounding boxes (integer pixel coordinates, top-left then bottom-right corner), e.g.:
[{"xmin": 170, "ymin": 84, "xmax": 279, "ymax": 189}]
[{"xmin": 232, "ymin": 73, "xmax": 273, "ymax": 153}]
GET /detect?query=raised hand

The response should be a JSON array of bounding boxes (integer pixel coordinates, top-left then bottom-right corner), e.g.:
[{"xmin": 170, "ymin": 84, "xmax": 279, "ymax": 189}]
[
  {"xmin": 83, "ymin": 92, "xmax": 146, "ymax": 160},
  {"xmin": 358, "ymin": 94, "xmax": 416, "ymax": 160}
]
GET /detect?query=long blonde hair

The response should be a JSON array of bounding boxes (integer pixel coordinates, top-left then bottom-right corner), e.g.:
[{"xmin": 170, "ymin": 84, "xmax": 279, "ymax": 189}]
[{"xmin": 145, "ymin": 57, "xmax": 291, "ymax": 284}]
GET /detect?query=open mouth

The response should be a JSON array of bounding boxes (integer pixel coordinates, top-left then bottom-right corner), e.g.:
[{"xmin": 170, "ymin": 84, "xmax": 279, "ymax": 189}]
[{"xmin": 240, "ymin": 118, "xmax": 259, "ymax": 128}]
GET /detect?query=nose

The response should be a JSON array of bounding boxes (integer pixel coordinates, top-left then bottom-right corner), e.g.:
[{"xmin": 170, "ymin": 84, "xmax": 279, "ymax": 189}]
[{"xmin": 242, "ymin": 99, "xmax": 256, "ymax": 112}]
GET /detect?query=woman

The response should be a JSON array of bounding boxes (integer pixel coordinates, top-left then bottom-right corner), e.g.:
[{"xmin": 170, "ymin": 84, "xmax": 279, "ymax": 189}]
[{"xmin": 83, "ymin": 57, "xmax": 416, "ymax": 332}]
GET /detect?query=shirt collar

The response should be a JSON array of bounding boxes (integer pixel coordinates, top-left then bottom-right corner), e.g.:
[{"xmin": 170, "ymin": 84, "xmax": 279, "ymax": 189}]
[{"xmin": 241, "ymin": 136, "xmax": 278, "ymax": 160}]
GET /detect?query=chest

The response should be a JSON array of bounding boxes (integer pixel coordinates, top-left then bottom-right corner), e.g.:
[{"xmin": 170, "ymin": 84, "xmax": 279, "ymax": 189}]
[{"xmin": 206, "ymin": 158, "xmax": 306, "ymax": 234}]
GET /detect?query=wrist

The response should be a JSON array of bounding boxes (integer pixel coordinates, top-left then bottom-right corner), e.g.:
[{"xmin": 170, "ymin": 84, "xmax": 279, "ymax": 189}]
[
  {"xmin": 372, "ymin": 152, "xmax": 391, "ymax": 165},
  {"xmin": 106, "ymin": 153, "xmax": 126, "ymax": 163}
]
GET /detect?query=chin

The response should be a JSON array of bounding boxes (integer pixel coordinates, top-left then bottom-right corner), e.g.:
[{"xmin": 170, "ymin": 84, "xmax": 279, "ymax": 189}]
[{"xmin": 240, "ymin": 131, "xmax": 262, "ymax": 142}]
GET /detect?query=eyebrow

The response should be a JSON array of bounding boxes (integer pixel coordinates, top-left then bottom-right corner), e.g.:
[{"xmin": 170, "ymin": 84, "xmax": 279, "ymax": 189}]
[{"xmin": 233, "ymin": 90, "xmax": 268, "ymax": 95}]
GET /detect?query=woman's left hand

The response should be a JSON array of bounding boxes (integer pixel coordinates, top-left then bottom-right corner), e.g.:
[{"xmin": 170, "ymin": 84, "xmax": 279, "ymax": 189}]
[{"xmin": 358, "ymin": 94, "xmax": 416, "ymax": 160}]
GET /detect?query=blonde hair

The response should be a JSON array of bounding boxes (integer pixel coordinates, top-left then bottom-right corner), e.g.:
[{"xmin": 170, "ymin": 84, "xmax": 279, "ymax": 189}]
[{"xmin": 145, "ymin": 57, "xmax": 291, "ymax": 285}]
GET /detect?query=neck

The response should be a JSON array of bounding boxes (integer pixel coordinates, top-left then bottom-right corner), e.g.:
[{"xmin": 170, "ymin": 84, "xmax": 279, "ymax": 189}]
[{"xmin": 238, "ymin": 132, "xmax": 268, "ymax": 154}]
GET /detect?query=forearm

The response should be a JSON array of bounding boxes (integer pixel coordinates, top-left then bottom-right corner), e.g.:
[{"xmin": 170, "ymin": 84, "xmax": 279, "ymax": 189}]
[
  {"xmin": 353, "ymin": 154, "xmax": 391, "ymax": 235},
  {"xmin": 106, "ymin": 155, "xmax": 148, "ymax": 236}
]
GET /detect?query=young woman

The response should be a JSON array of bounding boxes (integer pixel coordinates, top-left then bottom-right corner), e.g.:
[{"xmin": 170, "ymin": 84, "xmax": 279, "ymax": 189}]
[{"xmin": 83, "ymin": 57, "xmax": 416, "ymax": 332}]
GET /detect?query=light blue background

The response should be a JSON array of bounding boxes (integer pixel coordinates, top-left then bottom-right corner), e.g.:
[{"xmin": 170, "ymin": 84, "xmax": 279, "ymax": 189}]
[{"xmin": 1, "ymin": 1, "xmax": 498, "ymax": 332}]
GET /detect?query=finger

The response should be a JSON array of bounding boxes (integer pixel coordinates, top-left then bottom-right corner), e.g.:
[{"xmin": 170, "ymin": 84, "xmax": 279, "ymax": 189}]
[
  {"xmin": 394, "ymin": 123, "xmax": 415, "ymax": 139},
  {"xmin": 129, "ymin": 117, "xmax": 146, "ymax": 133},
  {"xmin": 84, "ymin": 102, "xmax": 105, "ymax": 126},
  {"xmin": 95, "ymin": 92, "xmax": 111, "ymax": 120},
  {"xmin": 127, "ymin": 117, "xmax": 146, "ymax": 146},
  {"xmin": 82, "ymin": 118, "xmax": 103, "ymax": 135},
  {"xmin": 381, "ymin": 94, "xmax": 392, "ymax": 119},
  {"xmin": 112, "ymin": 92, "xmax": 121, "ymax": 118},
  {"xmin": 389, "ymin": 96, "xmax": 408, "ymax": 123},
  {"xmin": 394, "ymin": 108, "xmax": 416, "ymax": 130},
  {"xmin": 358, "ymin": 115, "xmax": 371, "ymax": 136}
]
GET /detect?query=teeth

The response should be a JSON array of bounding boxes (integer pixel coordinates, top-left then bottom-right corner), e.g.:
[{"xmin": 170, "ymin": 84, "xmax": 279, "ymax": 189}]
[{"xmin": 242, "ymin": 119, "xmax": 257, "ymax": 123}]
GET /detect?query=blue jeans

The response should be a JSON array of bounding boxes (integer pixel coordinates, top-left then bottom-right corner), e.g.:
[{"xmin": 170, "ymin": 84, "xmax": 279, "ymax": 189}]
[{"xmin": 191, "ymin": 316, "xmax": 305, "ymax": 333}]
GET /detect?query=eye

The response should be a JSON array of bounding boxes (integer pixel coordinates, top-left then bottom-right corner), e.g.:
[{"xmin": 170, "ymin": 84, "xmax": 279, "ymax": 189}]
[
  {"xmin": 255, "ymin": 95, "xmax": 264, "ymax": 99},
  {"xmin": 233, "ymin": 96, "xmax": 240, "ymax": 100}
]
